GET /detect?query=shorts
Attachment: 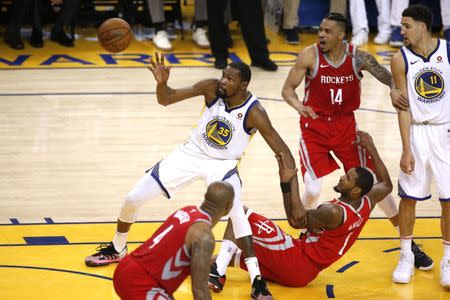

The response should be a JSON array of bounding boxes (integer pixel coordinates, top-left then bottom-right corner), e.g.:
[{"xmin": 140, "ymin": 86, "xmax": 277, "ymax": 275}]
[
  {"xmin": 299, "ymin": 114, "xmax": 374, "ymax": 180},
  {"xmin": 398, "ymin": 123, "xmax": 450, "ymax": 201},
  {"xmin": 129, "ymin": 140, "xmax": 252, "ymax": 238},
  {"xmin": 238, "ymin": 211, "xmax": 320, "ymax": 287},
  {"xmin": 113, "ymin": 255, "xmax": 173, "ymax": 300}
]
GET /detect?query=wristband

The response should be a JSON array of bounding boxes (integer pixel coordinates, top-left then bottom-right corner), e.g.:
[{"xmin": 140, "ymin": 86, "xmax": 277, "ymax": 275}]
[{"xmin": 280, "ymin": 182, "xmax": 291, "ymax": 193}]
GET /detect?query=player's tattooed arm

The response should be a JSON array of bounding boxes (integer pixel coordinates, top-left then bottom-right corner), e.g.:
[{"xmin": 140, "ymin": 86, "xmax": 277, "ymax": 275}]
[
  {"xmin": 189, "ymin": 227, "xmax": 214, "ymax": 300},
  {"xmin": 355, "ymin": 49, "xmax": 393, "ymax": 88}
]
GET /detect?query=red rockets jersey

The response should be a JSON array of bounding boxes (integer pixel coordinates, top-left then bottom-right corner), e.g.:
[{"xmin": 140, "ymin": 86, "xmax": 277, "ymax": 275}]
[
  {"xmin": 304, "ymin": 43, "xmax": 363, "ymax": 116},
  {"xmin": 131, "ymin": 205, "xmax": 212, "ymax": 295},
  {"xmin": 301, "ymin": 196, "xmax": 371, "ymax": 270}
]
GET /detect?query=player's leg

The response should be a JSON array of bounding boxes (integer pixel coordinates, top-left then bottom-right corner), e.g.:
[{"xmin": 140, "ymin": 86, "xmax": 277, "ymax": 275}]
[
  {"xmin": 430, "ymin": 125, "xmax": 450, "ymax": 287},
  {"xmin": 393, "ymin": 128, "xmax": 432, "ymax": 283},
  {"xmin": 210, "ymin": 174, "xmax": 272, "ymax": 298},
  {"xmin": 85, "ymin": 147, "xmax": 201, "ymax": 266},
  {"xmin": 440, "ymin": 201, "xmax": 450, "ymax": 287},
  {"xmin": 299, "ymin": 123, "xmax": 338, "ymax": 209}
]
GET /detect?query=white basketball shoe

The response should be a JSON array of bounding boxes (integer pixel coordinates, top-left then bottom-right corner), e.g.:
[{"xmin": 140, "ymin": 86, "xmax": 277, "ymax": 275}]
[{"xmin": 392, "ymin": 251, "xmax": 415, "ymax": 284}]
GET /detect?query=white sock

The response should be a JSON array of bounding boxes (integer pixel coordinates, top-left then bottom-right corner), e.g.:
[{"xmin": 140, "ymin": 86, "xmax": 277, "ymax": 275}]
[
  {"xmin": 215, "ymin": 240, "xmax": 238, "ymax": 276},
  {"xmin": 112, "ymin": 230, "xmax": 129, "ymax": 253},
  {"xmin": 244, "ymin": 256, "xmax": 261, "ymax": 283},
  {"xmin": 400, "ymin": 236, "xmax": 413, "ymax": 255},
  {"xmin": 444, "ymin": 240, "xmax": 450, "ymax": 258}
]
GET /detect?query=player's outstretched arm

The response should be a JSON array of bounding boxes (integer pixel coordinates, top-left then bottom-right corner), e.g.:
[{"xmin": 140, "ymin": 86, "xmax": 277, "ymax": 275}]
[
  {"xmin": 356, "ymin": 131, "xmax": 393, "ymax": 207},
  {"xmin": 186, "ymin": 222, "xmax": 215, "ymax": 300},
  {"xmin": 247, "ymin": 104, "xmax": 307, "ymax": 229},
  {"xmin": 355, "ymin": 49, "xmax": 408, "ymax": 111},
  {"xmin": 281, "ymin": 46, "xmax": 318, "ymax": 119},
  {"xmin": 148, "ymin": 52, "xmax": 218, "ymax": 106}
]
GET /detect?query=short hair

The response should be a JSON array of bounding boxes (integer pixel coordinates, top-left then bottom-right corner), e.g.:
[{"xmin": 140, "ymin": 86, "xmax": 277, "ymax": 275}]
[
  {"xmin": 324, "ymin": 12, "xmax": 349, "ymax": 37},
  {"xmin": 402, "ymin": 4, "xmax": 433, "ymax": 32},
  {"xmin": 354, "ymin": 167, "xmax": 374, "ymax": 196},
  {"xmin": 229, "ymin": 61, "xmax": 251, "ymax": 82}
]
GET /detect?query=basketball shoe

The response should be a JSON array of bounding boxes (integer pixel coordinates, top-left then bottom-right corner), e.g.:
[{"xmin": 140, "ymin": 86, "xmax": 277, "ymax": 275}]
[
  {"xmin": 412, "ymin": 241, "xmax": 433, "ymax": 270},
  {"xmin": 392, "ymin": 251, "xmax": 414, "ymax": 283},
  {"xmin": 251, "ymin": 275, "xmax": 273, "ymax": 300},
  {"xmin": 85, "ymin": 242, "xmax": 127, "ymax": 267},
  {"xmin": 208, "ymin": 263, "xmax": 226, "ymax": 292},
  {"xmin": 440, "ymin": 257, "xmax": 450, "ymax": 288}
]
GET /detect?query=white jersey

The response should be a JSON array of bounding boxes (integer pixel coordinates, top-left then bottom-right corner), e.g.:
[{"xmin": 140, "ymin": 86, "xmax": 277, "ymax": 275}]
[
  {"xmin": 400, "ymin": 39, "xmax": 450, "ymax": 124},
  {"xmin": 187, "ymin": 93, "xmax": 259, "ymax": 160}
]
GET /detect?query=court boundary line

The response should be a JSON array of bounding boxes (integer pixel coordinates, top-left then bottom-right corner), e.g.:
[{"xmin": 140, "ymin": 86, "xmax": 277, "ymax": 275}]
[{"xmin": 0, "ymin": 215, "xmax": 441, "ymax": 226}]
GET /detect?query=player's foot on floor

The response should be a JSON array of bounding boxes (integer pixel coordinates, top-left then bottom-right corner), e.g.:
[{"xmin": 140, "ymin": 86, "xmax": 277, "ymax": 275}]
[
  {"xmin": 392, "ymin": 252, "xmax": 414, "ymax": 284},
  {"xmin": 251, "ymin": 275, "xmax": 273, "ymax": 300},
  {"xmin": 412, "ymin": 241, "xmax": 434, "ymax": 270},
  {"xmin": 440, "ymin": 257, "xmax": 450, "ymax": 288},
  {"xmin": 84, "ymin": 242, "xmax": 127, "ymax": 267},
  {"xmin": 208, "ymin": 262, "xmax": 226, "ymax": 292}
]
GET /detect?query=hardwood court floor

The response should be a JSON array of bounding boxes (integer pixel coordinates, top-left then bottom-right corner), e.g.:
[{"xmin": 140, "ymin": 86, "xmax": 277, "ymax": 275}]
[{"xmin": 0, "ymin": 28, "xmax": 447, "ymax": 299}]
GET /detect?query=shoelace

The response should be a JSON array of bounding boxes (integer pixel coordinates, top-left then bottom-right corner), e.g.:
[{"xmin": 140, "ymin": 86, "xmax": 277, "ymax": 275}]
[
  {"xmin": 412, "ymin": 243, "xmax": 426, "ymax": 259},
  {"xmin": 96, "ymin": 243, "xmax": 117, "ymax": 256}
]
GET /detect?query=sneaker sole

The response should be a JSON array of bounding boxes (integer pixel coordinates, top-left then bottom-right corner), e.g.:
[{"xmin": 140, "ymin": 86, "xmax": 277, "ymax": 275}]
[
  {"xmin": 85, "ymin": 258, "xmax": 121, "ymax": 267},
  {"xmin": 208, "ymin": 282, "xmax": 223, "ymax": 293},
  {"xmin": 392, "ymin": 269, "xmax": 415, "ymax": 284},
  {"xmin": 417, "ymin": 262, "xmax": 434, "ymax": 271}
]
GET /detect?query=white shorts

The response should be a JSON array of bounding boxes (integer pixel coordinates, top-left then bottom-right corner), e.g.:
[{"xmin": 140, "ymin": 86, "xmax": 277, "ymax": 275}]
[
  {"xmin": 130, "ymin": 141, "xmax": 252, "ymax": 238},
  {"xmin": 398, "ymin": 123, "xmax": 450, "ymax": 201}
]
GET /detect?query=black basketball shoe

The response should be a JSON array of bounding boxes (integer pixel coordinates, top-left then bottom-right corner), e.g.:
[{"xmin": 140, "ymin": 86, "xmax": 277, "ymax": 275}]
[{"xmin": 412, "ymin": 240, "xmax": 434, "ymax": 270}]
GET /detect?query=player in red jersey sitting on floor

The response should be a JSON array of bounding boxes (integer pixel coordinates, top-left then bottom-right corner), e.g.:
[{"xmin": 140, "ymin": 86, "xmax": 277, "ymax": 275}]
[{"xmin": 210, "ymin": 131, "xmax": 392, "ymax": 288}]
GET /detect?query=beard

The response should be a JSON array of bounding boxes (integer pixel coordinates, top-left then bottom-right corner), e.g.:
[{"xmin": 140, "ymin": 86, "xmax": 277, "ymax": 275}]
[
  {"xmin": 217, "ymin": 87, "xmax": 227, "ymax": 98},
  {"xmin": 334, "ymin": 185, "xmax": 349, "ymax": 198}
]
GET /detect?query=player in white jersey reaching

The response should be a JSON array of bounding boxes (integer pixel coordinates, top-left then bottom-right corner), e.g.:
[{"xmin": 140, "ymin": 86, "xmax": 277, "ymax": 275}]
[
  {"xmin": 390, "ymin": 4, "xmax": 450, "ymax": 287},
  {"xmin": 85, "ymin": 52, "xmax": 306, "ymax": 299}
]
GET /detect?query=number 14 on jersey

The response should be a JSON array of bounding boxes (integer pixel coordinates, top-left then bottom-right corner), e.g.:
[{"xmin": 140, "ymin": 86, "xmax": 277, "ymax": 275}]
[{"xmin": 330, "ymin": 88, "xmax": 343, "ymax": 105}]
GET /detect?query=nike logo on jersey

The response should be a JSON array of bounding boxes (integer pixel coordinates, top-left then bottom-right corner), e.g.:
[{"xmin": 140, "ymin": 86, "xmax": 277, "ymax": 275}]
[
  {"xmin": 320, "ymin": 64, "xmax": 329, "ymax": 68},
  {"xmin": 411, "ymin": 60, "xmax": 419, "ymax": 65}
]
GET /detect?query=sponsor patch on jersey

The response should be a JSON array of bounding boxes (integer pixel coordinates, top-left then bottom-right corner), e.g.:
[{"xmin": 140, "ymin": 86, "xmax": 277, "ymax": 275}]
[
  {"xmin": 414, "ymin": 67, "xmax": 446, "ymax": 103},
  {"xmin": 203, "ymin": 117, "xmax": 234, "ymax": 149}
]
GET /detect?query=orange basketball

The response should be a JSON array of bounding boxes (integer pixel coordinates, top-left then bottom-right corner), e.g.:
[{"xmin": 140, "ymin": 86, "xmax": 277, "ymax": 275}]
[{"xmin": 98, "ymin": 18, "xmax": 132, "ymax": 53}]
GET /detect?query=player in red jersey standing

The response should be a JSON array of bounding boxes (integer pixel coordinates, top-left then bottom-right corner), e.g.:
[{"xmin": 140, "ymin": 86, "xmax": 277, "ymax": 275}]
[
  {"xmin": 281, "ymin": 12, "xmax": 433, "ymax": 269},
  {"xmin": 217, "ymin": 131, "xmax": 392, "ymax": 287},
  {"xmin": 113, "ymin": 181, "xmax": 233, "ymax": 300}
]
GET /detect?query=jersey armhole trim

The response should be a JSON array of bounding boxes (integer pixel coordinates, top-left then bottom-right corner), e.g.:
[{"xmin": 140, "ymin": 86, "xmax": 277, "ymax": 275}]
[
  {"xmin": 400, "ymin": 48, "xmax": 408, "ymax": 75},
  {"xmin": 243, "ymin": 100, "xmax": 259, "ymax": 135}
]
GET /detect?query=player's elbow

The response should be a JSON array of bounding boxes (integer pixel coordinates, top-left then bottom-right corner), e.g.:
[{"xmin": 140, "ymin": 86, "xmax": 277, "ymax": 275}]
[{"xmin": 157, "ymin": 97, "xmax": 170, "ymax": 106}]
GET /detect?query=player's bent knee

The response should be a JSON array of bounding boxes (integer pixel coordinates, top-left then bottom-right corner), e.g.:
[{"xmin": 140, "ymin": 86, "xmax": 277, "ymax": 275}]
[
  {"xmin": 118, "ymin": 195, "xmax": 142, "ymax": 223},
  {"xmin": 377, "ymin": 194, "xmax": 399, "ymax": 219}
]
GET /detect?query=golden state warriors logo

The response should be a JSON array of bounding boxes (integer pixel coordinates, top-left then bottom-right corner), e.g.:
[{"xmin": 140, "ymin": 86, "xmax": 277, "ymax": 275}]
[
  {"xmin": 414, "ymin": 69, "xmax": 445, "ymax": 103},
  {"xmin": 204, "ymin": 117, "xmax": 233, "ymax": 149}
]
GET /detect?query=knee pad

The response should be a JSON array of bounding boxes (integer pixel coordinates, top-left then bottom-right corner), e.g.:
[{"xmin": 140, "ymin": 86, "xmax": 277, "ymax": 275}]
[
  {"xmin": 302, "ymin": 173, "xmax": 323, "ymax": 209},
  {"xmin": 377, "ymin": 193, "xmax": 399, "ymax": 219},
  {"xmin": 118, "ymin": 195, "xmax": 142, "ymax": 223}
]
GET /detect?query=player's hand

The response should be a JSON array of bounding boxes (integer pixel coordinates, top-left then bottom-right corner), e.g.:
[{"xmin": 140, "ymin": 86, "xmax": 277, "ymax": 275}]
[
  {"xmin": 148, "ymin": 52, "xmax": 171, "ymax": 84},
  {"xmin": 289, "ymin": 203, "xmax": 307, "ymax": 229},
  {"xmin": 354, "ymin": 131, "xmax": 375, "ymax": 151},
  {"xmin": 390, "ymin": 88, "xmax": 409, "ymax": 111},
  {"xmin": 400, "ymin": 150, "xmax": 415, "ymax": 175},
  {"xmin": 275, "ymin": 152, "xmax": 298, "ymax": 183},
  {"xmin": 298, "ymin": 103, "xmax": 318, "ymax": 119}
]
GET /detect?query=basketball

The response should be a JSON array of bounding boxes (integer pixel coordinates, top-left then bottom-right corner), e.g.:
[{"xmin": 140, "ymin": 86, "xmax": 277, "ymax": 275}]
[{"xmin": 98, "ymin": 18, "xmax": 132, "ymax": 53}]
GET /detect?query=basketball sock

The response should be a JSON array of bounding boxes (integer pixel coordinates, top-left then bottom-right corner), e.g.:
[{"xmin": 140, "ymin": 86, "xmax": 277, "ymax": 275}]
[
  {"xmin": 244, "ymin": 256, "xmax": 261, "ymax": 283},
  {"xmin": 215, "ymin": 240, "xmax": 238, "ymax": 276},
  {"xmin": 113, "ymin": 230, "xmax": 129, "ymax": 253},
  {"xmin": 400, "ymin": 236, "xmax": 413, "ymax": 255},
  {"xmin": 444, "ymin": 240, "xmax": 450, "ymax": 257}
]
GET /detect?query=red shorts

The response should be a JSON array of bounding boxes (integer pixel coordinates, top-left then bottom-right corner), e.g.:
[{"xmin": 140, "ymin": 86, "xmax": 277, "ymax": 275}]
[
  {"xmin": 240, "ymin": 212, "xmax": 321, "ymax": 287},
  {"xmin": 298, "ymin": 113, "xmax": 374, "ymax": 179},
  {"xmin": 113, "ymin": 255, "xmax": 173, "ymax": 300}
]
